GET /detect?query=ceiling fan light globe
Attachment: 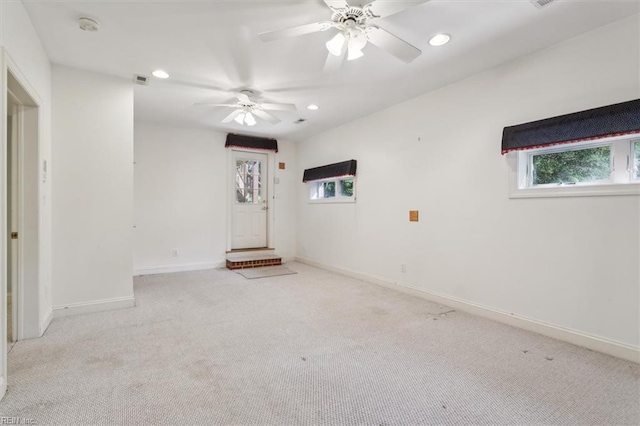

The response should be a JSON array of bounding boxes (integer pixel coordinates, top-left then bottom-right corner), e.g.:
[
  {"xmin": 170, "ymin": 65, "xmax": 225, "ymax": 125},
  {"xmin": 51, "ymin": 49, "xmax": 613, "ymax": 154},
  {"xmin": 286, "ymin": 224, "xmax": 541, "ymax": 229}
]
[
  {"xmin": 245, "ymin": 112, "xmax": 257, "ymax": 126},
  {"xmin": 350, "ymin": 31, "xmax": 368, "ymax": 50},
  {"xmin": 234, "ymin": 113, "xmax": 246, "ymax": 125},
  {"xmin": 326, "ymin": 33, "xmax": 346, "ymax": 56},
  {"xmin": 347, "ymin": 46, "xmax": 364, "ymax": 61}
]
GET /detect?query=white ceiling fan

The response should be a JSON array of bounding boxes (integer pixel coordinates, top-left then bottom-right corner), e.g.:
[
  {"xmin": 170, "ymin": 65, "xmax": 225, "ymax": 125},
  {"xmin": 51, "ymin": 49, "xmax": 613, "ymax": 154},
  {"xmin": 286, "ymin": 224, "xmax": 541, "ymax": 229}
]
[
  {"xmin": 258, "ymin": 0, "xmax": 430, "ymax": 64},
  {"xmin": 194, "ymin": 90, "xmax": 297, "ymax": 126}
]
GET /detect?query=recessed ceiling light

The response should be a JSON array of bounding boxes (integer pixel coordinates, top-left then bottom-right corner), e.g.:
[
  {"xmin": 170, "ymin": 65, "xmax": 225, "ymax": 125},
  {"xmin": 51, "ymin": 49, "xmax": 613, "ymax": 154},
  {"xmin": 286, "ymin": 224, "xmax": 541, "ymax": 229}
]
[
  {"xmin": 152, "ymin": 70, "xmax": 170, "ymax": 79},
  {"xmin": 429, "ymin": 34, "xmax": 451, "ymax": 47},
  {"xmin": 307, "ymin": 104, "xmax": 319, "ymax": 111},
  {"xmin": 78, "ymin": 17, "xmax": 100, "ymax": 32}
]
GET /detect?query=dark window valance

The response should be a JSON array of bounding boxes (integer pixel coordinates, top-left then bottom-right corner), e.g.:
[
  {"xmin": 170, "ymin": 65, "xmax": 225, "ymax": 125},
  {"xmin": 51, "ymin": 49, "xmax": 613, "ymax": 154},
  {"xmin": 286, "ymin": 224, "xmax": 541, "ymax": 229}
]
[
  {"xmin": 303, "ymin": 160, "xmax": 357, "ymax": 183},
  {"xmin": 501, "ymin": 98, "xmax": 640, "ymax": 154},
  {"xmin": 226, "ymin": 133, "xmax": 278, "ymax": 152}
]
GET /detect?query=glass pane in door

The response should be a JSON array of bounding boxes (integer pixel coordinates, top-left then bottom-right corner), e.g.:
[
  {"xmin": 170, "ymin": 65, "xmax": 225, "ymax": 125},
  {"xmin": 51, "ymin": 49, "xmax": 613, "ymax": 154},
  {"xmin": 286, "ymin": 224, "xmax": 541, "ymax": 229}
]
[{"xmin": 235, "ymin": 160, "xmax": 262, "ymax": 203}]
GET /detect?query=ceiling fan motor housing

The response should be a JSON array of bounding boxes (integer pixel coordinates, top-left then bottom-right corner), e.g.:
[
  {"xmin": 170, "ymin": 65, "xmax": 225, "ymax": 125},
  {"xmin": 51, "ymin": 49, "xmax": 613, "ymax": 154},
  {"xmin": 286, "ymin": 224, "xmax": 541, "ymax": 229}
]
[
  {"xmin": 331, "ymin": 6, "xmax": 370, "ymax": 45},
  {"xmin": 331, "ymin": 7, "xmax": 367, "ymax": 25}
]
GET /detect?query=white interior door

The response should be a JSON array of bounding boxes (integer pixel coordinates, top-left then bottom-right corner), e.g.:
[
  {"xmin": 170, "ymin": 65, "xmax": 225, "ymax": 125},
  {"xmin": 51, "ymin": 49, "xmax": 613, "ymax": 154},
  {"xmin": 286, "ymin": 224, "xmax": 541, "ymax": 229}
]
[{"xmin": 231, "ymin": 151, "xmax": 268, "ymax": 249}]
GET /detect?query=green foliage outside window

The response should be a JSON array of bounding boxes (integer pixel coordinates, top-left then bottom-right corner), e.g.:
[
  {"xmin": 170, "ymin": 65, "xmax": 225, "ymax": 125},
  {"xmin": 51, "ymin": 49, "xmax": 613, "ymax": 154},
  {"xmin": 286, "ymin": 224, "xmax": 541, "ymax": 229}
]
[
  {"xmin": 321, "ymin": 181, "xmax": 336, "ymax": 198},
  {"xmin": 532, "ymin": 146, "xmax": 611, "ymax": 185},
  {"xmin": 340, "ymin": 178, "xmax": 354, "ymax": 197}
]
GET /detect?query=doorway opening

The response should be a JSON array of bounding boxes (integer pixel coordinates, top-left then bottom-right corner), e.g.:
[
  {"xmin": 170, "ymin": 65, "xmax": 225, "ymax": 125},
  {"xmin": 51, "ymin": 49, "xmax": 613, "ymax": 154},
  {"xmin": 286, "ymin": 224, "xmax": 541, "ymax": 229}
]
[{"xmin": 1, "ymin": 65, "xmax": 43, "ymax": 399}]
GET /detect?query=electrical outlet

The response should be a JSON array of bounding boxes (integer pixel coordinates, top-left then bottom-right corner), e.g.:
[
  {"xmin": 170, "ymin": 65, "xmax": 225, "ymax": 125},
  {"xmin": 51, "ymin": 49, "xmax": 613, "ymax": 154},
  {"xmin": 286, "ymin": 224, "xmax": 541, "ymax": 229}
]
[
  {"xmin": 401, "ymin": 263, "xmax": 407, "ymax": 273},
  {"xmin": 172, "ymin": 249, "xmax": 179, "ymax": 257}
]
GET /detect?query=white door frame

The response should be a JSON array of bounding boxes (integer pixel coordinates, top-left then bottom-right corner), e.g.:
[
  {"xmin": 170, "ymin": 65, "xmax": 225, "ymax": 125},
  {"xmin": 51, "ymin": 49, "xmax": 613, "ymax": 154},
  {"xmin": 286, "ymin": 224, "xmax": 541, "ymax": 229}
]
[
  {"xmin": 226, "ymin": 148, "xmax": 276, "ymax": 251},
  {"xmin": 0, "ymin": 48, "xmax": 46, "ymax": 401},
  {"xmin": 7, "ymin": 94, "xmax": 19, "ymax": 347}
]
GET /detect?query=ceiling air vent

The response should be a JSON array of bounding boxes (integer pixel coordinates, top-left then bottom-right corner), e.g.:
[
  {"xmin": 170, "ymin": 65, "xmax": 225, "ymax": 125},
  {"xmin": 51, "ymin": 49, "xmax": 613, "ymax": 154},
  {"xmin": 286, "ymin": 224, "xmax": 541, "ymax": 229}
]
[
  {"xmin": 531, "ymin": 0, "xmax": 556, "ymax": 8},
  {"xmin": 134, "ymin": 75, "xmax": 149, "ymax": 86},
  {"xmin": 294, "ymin": 118, "xmax": 307, "ymax": 124}
]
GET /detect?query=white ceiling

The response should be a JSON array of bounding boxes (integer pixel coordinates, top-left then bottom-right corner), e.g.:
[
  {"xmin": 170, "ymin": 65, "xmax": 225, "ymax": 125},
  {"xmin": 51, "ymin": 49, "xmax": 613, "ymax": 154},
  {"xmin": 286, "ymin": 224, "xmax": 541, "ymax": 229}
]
[{"xmin": 23, "ymin": 0, "xmax": 639, "ymax": 141}]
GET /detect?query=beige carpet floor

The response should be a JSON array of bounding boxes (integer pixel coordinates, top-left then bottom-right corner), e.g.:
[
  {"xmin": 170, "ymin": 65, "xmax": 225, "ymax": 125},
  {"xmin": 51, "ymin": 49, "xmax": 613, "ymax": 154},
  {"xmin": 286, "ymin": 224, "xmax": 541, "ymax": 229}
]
[{"xmin": 0, "ymin": 262, "xmax": 638, "ymax": 425}]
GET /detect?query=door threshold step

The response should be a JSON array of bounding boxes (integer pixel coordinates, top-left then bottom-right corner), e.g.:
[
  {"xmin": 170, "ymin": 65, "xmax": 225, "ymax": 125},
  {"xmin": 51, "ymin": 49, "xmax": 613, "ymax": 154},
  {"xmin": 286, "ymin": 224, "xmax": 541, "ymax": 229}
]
[
  {"xmin": 226, "ymin": 250, "xmax": 277, "ymax": 261},
  {"xmin": 226, "ymin": 247, "xmax": 274, "ymax": 254},
  {"xmin": 226, "ymin": 254, "xmax": 282, "ymax": 270}
]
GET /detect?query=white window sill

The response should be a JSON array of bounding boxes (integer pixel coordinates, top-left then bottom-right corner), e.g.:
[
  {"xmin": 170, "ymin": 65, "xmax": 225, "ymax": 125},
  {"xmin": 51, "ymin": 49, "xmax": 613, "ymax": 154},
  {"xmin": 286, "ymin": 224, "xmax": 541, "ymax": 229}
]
[
  {"xmin": 509, "ymin": 183, "xmax": 640, "ymax": 199},
  {"xmin": 309, "ymin": 197, "xmax": 356, "ymax": 204}
]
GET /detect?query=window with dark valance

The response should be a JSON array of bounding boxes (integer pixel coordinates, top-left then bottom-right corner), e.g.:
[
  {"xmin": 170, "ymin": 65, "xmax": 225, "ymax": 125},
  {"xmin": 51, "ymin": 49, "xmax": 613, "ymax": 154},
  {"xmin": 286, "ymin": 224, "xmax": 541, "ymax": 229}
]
[
  {"xmin": 501, "ymin": 99, "xmax": 640, "ymax": 154},
  {"xmin": 225, "ymin": 133, "xmax": 278, "ymax": 152},
  {"xmin": 302, "ymin": 160, "xmax": 357, "ymax": 183}
]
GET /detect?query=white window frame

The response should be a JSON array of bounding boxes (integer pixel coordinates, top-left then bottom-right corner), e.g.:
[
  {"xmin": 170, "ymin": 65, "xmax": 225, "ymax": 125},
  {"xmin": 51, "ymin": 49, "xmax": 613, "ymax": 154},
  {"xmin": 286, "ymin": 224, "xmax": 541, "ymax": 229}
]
[
  {"xmin": 632, "ymin": 139, "xmax": 640, "ymax": 182},
  {"xmin": 508, "ymin": 134, "xmax": 640, "ymax": 199},
  {"xmin": 308, "ymin": 176, "xmax": 356, "ymax": 204}
]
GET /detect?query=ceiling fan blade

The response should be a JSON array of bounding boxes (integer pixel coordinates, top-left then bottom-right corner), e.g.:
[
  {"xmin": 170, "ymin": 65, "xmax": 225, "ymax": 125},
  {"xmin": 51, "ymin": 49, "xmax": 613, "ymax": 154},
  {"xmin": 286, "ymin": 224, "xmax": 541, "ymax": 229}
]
[
  {"xmin": 221, "ymin": 109, "xmax": 244, "ymax": 124},
  {"xmin": 365, "ymin": 0, "xmax": 430, "ymax": 19},
  {"xmin": 235, "ymin": 92, "xmax": 251, "ymax": 103},
  {"xmin": 260, "ymin": 103, "xmax": 297, "ymax": 112},
  {"xmin": 253, "ymin": 109, "xmax": 281, "ymax": 124},
  {"xmin": 366, "ymin": 27, "xmax": 422, "ymax": 63},
  {"xmin": 258, "ymin": 22, "xmax": 333, "ymax": 42},
  {"xmin": 193, "ymin": 103, "xmax": 238, "ymax": 107},
  {"xmin": 323, "ymin": 49, "xmax": 346, "ymax": 73},
  {"xmin": 323, "ymin": 0, "xmax": 350, "ymax": 10}
]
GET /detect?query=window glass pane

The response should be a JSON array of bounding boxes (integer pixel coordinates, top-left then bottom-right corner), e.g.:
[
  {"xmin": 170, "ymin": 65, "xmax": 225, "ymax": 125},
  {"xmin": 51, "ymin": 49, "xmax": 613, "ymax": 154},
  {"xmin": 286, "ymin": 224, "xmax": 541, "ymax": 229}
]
[
  {"xmin": 634, "ymin": 141, "xmax": 640, "ymax": 180},
  {"xmin": 320, "ymin": 181, "xmax": 336, "ymax": 198},
  {"xmin": 310, "ymin": 182, "xmax": 319, "ymax": 200},
  {"xmin": 340, "ymin": 178, "xmax": 354, "ymax": 197},
  {"xmin": 235, "ymin": 160, "xmax": 262, "ymax": 203},
  {"xmin": 532, "ymin": 146, "xmax": 610, "ymax": 185}
]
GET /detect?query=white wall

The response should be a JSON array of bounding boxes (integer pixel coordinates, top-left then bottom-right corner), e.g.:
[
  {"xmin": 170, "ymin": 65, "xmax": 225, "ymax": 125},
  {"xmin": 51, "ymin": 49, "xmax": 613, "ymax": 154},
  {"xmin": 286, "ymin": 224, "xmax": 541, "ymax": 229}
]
[
  {"xmin": 134, "ymin": 122, "xmax": 297, "ymax": 273},
  {"xmin": 52, "ymin": 65, "xmax": 134, "ymax": 310},
  {"xmin": 297, "ymin": 15, "xmax": 640, "ymax": 350},
  {"xmin": 0, "ymin": 0, "xmax": 53, "ymax": 335}
]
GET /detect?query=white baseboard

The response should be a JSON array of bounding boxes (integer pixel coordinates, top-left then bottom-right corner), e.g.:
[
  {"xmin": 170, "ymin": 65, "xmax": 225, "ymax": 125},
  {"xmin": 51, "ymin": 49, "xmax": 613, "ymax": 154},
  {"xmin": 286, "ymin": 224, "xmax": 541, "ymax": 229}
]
[
  {"xmin": 295, "ymin": 257, "xmax": 640, "ymax": 364},
  {"xmin": 135, "ymin": 257, "xmax": 293, "ymax": 277},
  {"xmin": 134, "ymin": 261, "xmax": 224, "ymax": 276},
  {"xmin": 54, "ymin": 295, "xmax": 135, "ymax": 318},
  {"xmin": 40, "ymin": 307, "xmax": 53, "ymax": 335}
]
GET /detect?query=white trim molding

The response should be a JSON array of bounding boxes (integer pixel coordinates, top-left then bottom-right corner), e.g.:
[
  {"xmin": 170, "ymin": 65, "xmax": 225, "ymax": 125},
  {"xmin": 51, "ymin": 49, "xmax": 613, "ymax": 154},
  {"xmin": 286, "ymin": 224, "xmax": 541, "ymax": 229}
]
[
  {"xmin": 40, "ymin": 307, "xmax": 53, "ymax": 336},
  {"xmin": 296, "ymin": 257, "xmax": 640, "ymax": 364},
  {"xmin": 510, "ymin": 182, "xmax": 640, "ymax": 199},
  {"xmin": 53, "ymin": 296, "xmax": 135, "ymax": 318},
  {"xmin": 135, "ymin": 258, "xmax": 294, "ymax": 277},
  {"xmin": 134, "ymin": 261, "xmax": 224, "ymax": 276}
]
